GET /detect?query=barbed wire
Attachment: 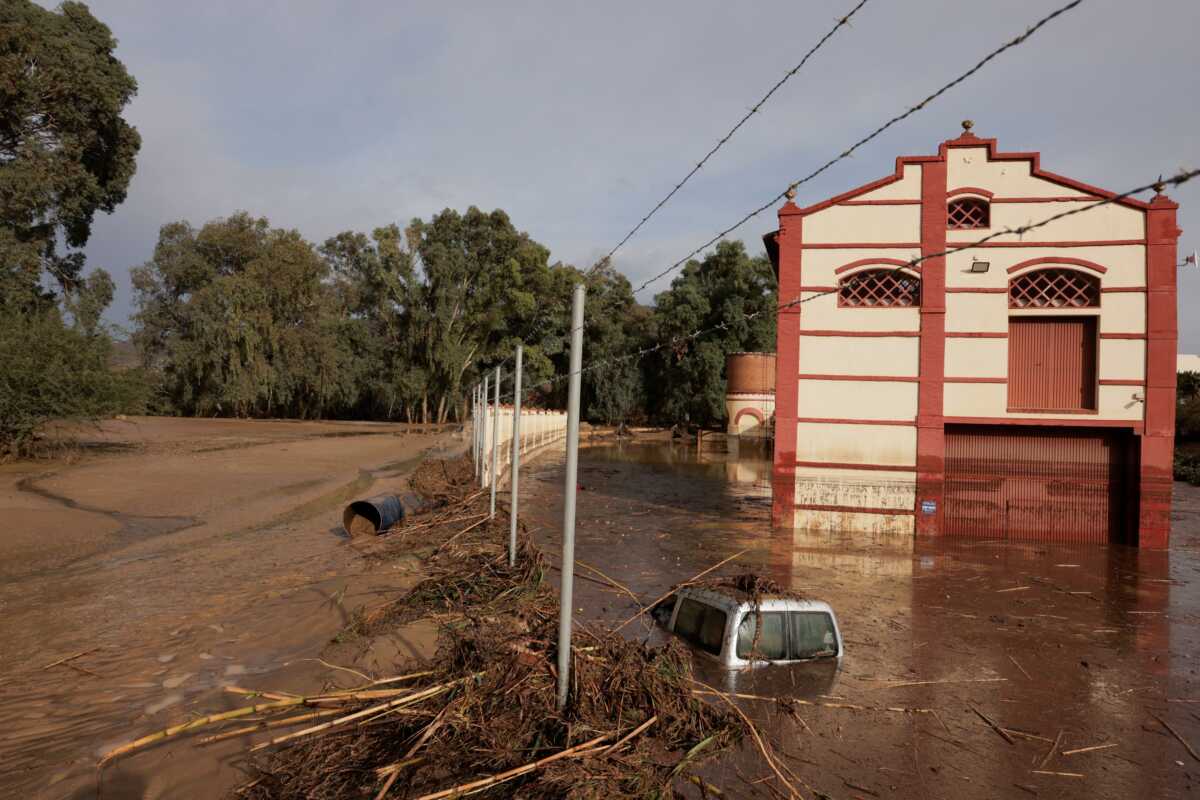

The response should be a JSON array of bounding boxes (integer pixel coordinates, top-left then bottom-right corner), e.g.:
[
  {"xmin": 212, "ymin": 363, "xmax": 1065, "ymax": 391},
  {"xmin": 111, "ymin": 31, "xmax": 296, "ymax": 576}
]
[
  {"xmin": 486, "ymin": 165, "xmax": 1195, "ymax": 406},
  {"xmin": 596, "ymin": 0, "xmax": 871, "ymax": 268},
  {"xmin": 624, "ymin": 0, "xmax": 1085, "ymax": 300},
  {"xmin": 491, "ymin": 2, "xmax": 871, "ymax": 372},
  {"xmin": 480, "ymin": 0, "xmax": 1085, "ymax": 393}
]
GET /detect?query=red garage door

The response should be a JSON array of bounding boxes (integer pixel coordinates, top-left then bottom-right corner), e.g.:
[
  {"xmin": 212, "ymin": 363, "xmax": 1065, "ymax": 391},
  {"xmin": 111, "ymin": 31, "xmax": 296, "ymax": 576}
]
[{"xmin": 944, "ymin": 426, "xmax": 1135, "ymax": 544}]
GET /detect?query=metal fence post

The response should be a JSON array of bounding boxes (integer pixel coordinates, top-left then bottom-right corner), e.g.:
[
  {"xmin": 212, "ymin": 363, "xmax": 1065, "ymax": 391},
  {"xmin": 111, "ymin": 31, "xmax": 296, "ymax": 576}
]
[
  {"xmin": 490, "ymin": 365, "xmax": 501, "ymax": 518},
  {"xmin": 472, "ymin": 374, "xmax": 482, "ymax": 482},
  {"xmin": 557, "ymin": 283, "xmax": 585, "ymax": 711},
  {"xmin": 509, "ymin": 345, "xmax": 523, "ymax": 567}
]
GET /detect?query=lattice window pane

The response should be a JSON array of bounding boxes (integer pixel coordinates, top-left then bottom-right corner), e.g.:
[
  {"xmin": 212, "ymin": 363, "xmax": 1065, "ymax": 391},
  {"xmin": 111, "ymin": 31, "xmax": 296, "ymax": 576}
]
[
  {"xmin": 947, "ymin": 198, "xmax": 989, "ymax": 229},
  {"xmin": 1009, "ymin": 268, "xmax": 1100, "ymax": 309},
  {"xmin": 839, "ymin": 269, "xmax": 921, "ymax": 308}
]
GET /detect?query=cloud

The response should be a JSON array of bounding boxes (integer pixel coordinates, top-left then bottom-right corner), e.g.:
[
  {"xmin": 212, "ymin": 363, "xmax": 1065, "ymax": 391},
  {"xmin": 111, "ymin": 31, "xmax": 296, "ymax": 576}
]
[{"xmin": 75, "ymin": 0, "xmax": 1200, "ymax": 347}]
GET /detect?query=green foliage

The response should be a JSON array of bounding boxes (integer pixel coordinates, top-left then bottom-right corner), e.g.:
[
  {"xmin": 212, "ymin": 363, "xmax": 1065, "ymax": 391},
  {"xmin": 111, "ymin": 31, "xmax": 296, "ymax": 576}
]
[
  {"xmin": 644, "ymin": 241, "xmax": 776, "ymax": 427},
  {"xmin": 1177, "ymin": 371, "xmax": 1200, "ymax": 442},
  {"xmin": 132, "ymin": 213, "xmax": 359, "ymax": 418},
  {"xmin": 130, "ymin": 194, "xmax": 776, "ymax": 430},
  {"xmin": 0, "ymin": 1, "xmax": 143, "ymax": 458},
  {"xmin": 579, "ymin": 262, "xmax": 648, "ymax": 425},
  {"xmin": 404, "ymin": 207, "xmax": 575, "ymax": 422},
  {"xmin": 1, "ymin": 0, "xmax": 140, "ymax": 309},
  {"xmin": 0, "ymin": 304, "xmax": 144, "ymax": 459},
  {"xmin": 1174, "ymin": 450, "xmax": 1200, "ymax": 486}
]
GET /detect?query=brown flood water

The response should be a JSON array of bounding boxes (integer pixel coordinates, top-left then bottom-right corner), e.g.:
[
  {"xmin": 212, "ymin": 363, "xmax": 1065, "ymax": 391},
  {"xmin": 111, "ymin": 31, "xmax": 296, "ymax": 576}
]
[
  {"xmin": 0, "ymin": 418, "xmax": 458, "ymax": 799},
  {"xmin": 522, "ymin": 438, "xmax": 1200, "ymax": 799}
]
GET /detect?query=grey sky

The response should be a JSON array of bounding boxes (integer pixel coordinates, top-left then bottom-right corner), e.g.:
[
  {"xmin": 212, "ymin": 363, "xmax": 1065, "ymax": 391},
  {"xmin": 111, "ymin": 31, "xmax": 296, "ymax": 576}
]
[{"xmin": 71, "ymin": 0, "xmax": 1200, "ymax": 348}]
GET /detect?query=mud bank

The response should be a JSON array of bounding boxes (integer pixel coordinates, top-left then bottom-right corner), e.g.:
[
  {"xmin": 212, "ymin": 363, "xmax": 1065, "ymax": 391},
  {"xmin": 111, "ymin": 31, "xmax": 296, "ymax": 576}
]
[
  {"xmin": 520, "ymin": 439, "xmax": 1200, "ymax": 799},
  {"xmin": 0, "ymin": 417, "xmax": 458, "ymax": 799}
]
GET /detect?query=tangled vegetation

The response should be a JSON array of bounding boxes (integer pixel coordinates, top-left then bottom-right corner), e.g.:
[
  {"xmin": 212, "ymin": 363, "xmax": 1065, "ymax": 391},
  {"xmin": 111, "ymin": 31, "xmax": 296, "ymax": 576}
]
[{"xmin": 99, "ymin": 456, "xmax": 746, "ymax": 798}]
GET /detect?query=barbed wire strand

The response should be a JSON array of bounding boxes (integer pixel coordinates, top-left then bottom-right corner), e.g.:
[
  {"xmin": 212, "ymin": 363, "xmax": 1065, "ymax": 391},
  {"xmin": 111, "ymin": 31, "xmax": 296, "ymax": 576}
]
[
  {"xmin": 624, "ymin": 0, "xmax": 1085, "ymax": 300},
  {"xmin": 491, "ymin": 2, "xmax": 873, "ymax": 372},
  {"xmin": 483, "ymin": 0, "xmax": 1083, "ymax": 385},
  {"xmin": 488, "ymin": 166, "xmax": 1196, "ymax": 406},
  {"xmin": 597, "ymin": 0, "xmax": 872, "ymax": 267}
]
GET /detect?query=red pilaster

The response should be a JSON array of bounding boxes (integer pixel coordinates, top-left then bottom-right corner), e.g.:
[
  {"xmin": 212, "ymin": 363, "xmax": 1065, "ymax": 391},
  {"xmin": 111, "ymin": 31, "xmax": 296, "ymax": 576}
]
[
  {"xmin": 1139, "ymin": 192, "xmax": 1181, "ymax": 547},
  {"xmin": 772, "ymin": 204, "xmax": 803, "ymax": 529},
  {"xmin": 915, "ymin": 159, "xmax": 948, "ymax": 535}
]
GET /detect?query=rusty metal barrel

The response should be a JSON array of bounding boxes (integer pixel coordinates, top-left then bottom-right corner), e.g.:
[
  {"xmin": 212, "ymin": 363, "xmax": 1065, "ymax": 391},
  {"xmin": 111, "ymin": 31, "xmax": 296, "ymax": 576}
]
[{"xmin": 725, "ymin": 352, "xmax": 776, "ymax": 394}]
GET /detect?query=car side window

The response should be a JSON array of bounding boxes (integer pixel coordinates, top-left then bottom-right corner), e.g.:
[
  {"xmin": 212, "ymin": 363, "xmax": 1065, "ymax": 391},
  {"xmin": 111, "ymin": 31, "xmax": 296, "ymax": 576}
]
[
  {"xmin": 789, "ymin": 611, "xmax": 838, "ymax": 659},
  {"xmin": 674, "ymin": 598, "xmax": 727, "ymax": 656},
  {"xmin": 736, "ymin": 611, "xmax": 787, "ymax": 660}
]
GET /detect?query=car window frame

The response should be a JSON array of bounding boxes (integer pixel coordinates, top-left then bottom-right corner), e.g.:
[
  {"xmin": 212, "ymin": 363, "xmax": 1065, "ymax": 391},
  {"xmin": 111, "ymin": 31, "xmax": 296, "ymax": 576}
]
[
  {"xmin": 787, "ymin": 610, "xmax": 840, "ymax": 660},
  {"xmin": 735, "ymin": 609, "xmax": 789, "ymax": 661},
  {"xmin": 672, "ymin": 596, "xmax": 727, "ymax": 657}
]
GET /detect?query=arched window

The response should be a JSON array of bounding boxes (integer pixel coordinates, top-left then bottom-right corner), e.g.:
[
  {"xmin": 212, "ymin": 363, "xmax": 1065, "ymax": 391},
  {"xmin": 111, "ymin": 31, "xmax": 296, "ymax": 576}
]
[
  {"xmin": 1009, "ymin": 269, "xmax": 1100, "ymax": 308},
  {"xmin": 947, "ymin": 197, "xmax": 989, "ymax": 229},
  {"xmin": 838, "ymin": 269, "xmax": 920, "ymax": 308}
]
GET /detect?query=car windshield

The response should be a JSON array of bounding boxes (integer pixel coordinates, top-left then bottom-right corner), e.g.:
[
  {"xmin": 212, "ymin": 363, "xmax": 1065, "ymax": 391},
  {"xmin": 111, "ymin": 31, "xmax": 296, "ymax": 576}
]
[
  {"xmin": 736, "ymin": 609, "xmax": 838, "ymax": 661},
  {"xmin": 673, "ymin": 598, "xmax": 727, "ymax": 656}
]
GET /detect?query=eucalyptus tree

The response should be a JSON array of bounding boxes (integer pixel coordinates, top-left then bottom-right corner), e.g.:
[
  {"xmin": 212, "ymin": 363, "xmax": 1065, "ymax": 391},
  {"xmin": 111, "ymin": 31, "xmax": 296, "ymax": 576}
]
[
  {"xmin": 132, "ymin": 213, "xmax": 353, "ymax": 418},
  {"xmin": 0, "ymin": 0, "xmax": 140, "ymax": 309},
  {"xmin": 644, "ymin": 241, "xmax": 777, "ymax": 427},
  {"xmin": 0, "ymin": 1, "xmax": 142, "ymax": 458},
  {"xmin": 404, "ymin": 207, "xmax": 572, "ymax": 423}
]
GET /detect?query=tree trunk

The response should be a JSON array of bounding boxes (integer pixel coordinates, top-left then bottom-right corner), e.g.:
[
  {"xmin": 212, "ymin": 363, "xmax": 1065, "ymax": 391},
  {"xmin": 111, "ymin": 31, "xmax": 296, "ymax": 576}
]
[{"xmin": 436, "ymin": 394, "xmax": 447, "ymax": 425}]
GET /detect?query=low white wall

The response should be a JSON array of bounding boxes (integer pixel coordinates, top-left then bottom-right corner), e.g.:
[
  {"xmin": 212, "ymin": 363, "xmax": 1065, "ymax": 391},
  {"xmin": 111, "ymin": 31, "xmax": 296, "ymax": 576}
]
[{"xmin": 477, "ymin": 407, "xmax": 569, "ymax": 488}]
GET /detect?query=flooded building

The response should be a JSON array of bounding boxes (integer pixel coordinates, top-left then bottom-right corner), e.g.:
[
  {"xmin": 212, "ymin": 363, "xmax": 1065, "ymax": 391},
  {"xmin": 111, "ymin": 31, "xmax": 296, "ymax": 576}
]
[
  {"xmin": 764, "ymin": 122, "xmax": 1182, "ymax": 546},
  {"xmin": 725, "ymin": 352, "xmax": 775, "ymax": 439}
]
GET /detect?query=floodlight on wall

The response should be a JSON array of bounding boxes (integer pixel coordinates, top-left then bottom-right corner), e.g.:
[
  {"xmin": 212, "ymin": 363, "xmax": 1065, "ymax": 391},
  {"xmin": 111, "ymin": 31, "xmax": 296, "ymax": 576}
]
[
  {"xmin": 969, "ymin": 260, "xmax": 990, "ymax": 273},
  {"xmin": 1181, "ymin": 250, "xmax": 1198, "ymax": 268}
]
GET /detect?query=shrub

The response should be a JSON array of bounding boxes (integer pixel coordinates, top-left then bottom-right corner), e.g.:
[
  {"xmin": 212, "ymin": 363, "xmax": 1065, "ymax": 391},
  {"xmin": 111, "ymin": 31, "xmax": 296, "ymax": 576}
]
[
  {"xmin": 1174, "ymin": 450, "xmax": 1200, "ymax": 486},
  {"xmin": 0, "ymin": 308, "xmax": 146, "ymax": 460}
]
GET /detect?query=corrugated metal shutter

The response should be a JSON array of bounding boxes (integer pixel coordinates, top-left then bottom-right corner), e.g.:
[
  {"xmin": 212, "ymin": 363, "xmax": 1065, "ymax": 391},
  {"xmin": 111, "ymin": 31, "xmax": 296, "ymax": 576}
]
[
  {"xmin": 944, "ymin": 426, "xmax": 1133, "ymax": 544},
  {"xmin": 1008, "ymin": 318, "xmax": 1097, "ymax": 411}
]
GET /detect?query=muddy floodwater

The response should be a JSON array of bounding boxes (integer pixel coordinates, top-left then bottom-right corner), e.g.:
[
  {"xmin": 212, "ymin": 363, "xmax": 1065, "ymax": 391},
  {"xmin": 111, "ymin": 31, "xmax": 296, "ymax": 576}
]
[
  {"xmin": 522, "ymin": 438, "xmax": 1200, "ymax": 799},
  {"xmin": 0, "ymin": 418, "xmax": 456, "ymax": 799}
]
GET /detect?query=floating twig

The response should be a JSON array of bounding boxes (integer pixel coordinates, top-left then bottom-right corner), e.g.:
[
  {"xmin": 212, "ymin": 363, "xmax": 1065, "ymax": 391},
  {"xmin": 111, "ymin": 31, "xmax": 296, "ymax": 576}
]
[
  {"xmin": 693, "ymin": 680, "xmax": 804, "ymax": 800},
  {"xmin": 1037, "ymin": 729, "xmax": 1064, "ymax": 769},
  {"xmin": 1061, "ymin": 742, "xmax": 1117, "ymax": 756},
  {"xmin": 615, "ymin": 549, "xmax": 749, "ymax": 632},
  {"xmin": 1008, "ymin": 654, "xmax": 1032, "ymax": 680},
  {"xmin": 42, "ymin": 646, "xmax": 102, "ymax": 671},
  {"xmin": 970, "ymin": 704, "xmax": 1015, "ymax": 745},
  {"xmin": 1151, "ymin": 712, "xmax": 1200, "ymax": 762},
  {"xmin": 1030, "ymin": 769, "xmax": 1084, "ymax": 778},
  {"xmin": 878, "ymin": 678, "xmax": 1006, "ymax": 689}
]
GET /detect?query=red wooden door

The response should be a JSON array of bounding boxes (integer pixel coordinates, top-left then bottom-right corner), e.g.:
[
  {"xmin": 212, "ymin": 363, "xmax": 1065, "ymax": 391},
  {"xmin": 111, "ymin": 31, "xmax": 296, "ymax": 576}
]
[
  {"xmin": 1008, "ymin": 317, "xmax": 1097, "ymax": 412},
  {"xmin": 944, "ymin": 426, "xmax": 1132, "ymax": 544}
]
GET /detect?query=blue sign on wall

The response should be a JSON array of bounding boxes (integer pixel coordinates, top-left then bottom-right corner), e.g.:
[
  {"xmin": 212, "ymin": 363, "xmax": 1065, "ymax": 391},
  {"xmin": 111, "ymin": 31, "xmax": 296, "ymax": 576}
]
[{"xmin": 921, "ymin": 500, "xmax": 937, "ymax": 515}]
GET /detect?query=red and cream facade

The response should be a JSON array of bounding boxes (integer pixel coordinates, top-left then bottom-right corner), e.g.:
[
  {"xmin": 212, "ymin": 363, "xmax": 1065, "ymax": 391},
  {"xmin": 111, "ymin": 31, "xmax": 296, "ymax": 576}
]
[{"xmin": 766, "ymin": 125, "xmax": 1181, "ymax": 547}]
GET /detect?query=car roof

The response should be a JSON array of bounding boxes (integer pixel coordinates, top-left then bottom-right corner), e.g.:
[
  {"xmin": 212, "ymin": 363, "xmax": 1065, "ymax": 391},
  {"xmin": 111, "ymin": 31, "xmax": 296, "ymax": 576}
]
[{"xmin": 677, "ymin": 586, "xmax": 835, "ymax": 616}]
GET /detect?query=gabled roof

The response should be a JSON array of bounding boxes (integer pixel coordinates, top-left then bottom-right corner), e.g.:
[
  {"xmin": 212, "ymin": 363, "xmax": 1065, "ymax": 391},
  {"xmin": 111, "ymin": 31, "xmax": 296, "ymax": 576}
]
[{"xmin": 791, "ymin": 130, "xmax": 1150, "ymax": 217}]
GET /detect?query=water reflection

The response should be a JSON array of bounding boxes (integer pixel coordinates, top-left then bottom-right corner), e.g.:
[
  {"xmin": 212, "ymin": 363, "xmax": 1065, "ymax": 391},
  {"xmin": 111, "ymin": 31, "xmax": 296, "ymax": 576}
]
[{"xmin": 526, "ymin": 438, "xmax": 1197, "ymax": 799}]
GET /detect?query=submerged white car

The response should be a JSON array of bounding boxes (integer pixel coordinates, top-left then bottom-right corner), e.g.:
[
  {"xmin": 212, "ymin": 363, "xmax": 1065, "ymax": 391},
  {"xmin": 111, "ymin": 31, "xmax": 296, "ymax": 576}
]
[{"xmin": 654, "ymin": 586, "xmax": 843, "ymax": 669}]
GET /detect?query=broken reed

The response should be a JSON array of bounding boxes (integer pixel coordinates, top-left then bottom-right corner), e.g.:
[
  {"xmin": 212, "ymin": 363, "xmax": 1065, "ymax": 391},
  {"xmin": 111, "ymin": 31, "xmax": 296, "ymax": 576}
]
[{"xmin": 100, "ymin": 456, "xmax": 746, "ymax": 799}]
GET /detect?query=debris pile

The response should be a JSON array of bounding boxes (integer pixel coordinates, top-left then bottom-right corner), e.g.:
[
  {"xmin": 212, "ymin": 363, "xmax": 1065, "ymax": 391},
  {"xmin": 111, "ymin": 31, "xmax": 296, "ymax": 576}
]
[{"xmin": 101, "ymin": 456, "xmax": 744, "ymax": 798}]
